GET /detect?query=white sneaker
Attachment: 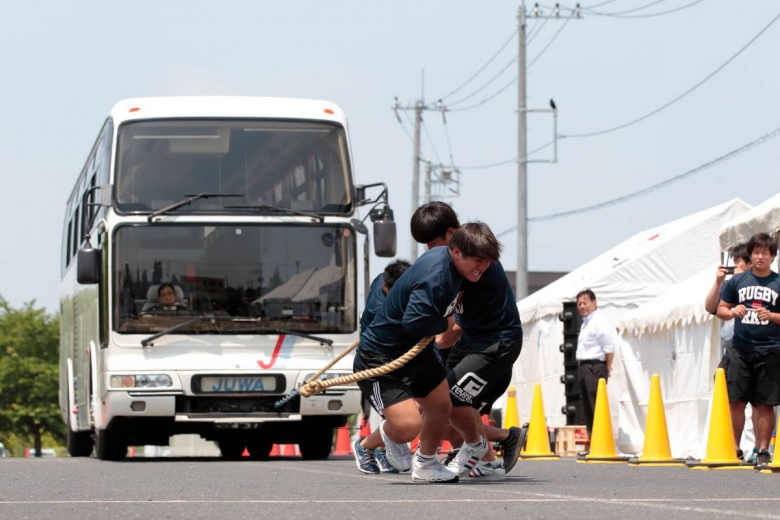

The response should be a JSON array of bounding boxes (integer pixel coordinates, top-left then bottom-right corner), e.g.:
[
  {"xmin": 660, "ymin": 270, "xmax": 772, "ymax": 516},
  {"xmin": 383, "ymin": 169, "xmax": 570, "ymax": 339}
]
[
  {"xmin": 468, "ymin": 460, "xmax": 506, "ymax": 479},
  {"xmin": 412, "ymin": 455, "xmax": 459, "ymax": 483},
  {"xmin": 379, "ymin": 420, "xmax": 412, "ymax": 472},
  {"xmin": 444, "ymin": 437, "xmax": 489, "ymax": 477}
]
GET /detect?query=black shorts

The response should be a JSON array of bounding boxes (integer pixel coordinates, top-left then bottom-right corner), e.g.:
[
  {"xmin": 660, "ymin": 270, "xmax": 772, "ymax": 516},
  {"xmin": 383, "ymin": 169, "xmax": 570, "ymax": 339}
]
[
  {"xmin": 445, "ymin": 333, "xmax": 522, "ymax": 414},
  {"xmin": 718, "ymin": 347, "xmax": 780, "ymax": 406},
  {"xmin": 354, "ymin": 347, "xmax": 447, "ymax": 417}
]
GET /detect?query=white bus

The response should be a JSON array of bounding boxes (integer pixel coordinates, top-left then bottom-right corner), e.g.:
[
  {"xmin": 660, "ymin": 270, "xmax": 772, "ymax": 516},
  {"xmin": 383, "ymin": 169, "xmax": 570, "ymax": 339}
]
[{"xmin": 60, "ymin": 97, "xmax": 397, "ymax": 460}]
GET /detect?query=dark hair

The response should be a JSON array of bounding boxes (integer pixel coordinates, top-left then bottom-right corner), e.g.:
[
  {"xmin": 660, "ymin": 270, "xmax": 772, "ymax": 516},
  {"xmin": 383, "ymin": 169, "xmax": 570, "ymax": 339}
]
[
  {"xmin": 382, "ymin": 259, "xmax": 411, "ymax": 289},
  {"xmin": 448, "ymin": 221, "xmax": 501, "ymax": 262},
  {"xmin": 158, "ymin": 283, "xmax": 175, "ymax": 297},
  {"xmin": 730, "ymin": 244, "xmax": 751, "ymax": 265},
  {"xmin": 411, "ymin": 201, "xmax": 460, "ymax": 244},
  {"xmin": 747, "ymin": 233, "xmax": 778, "ymax": 257},
  {"xmin": 576, "ymin": 289, "xmax": 596, "ymax": 302}
]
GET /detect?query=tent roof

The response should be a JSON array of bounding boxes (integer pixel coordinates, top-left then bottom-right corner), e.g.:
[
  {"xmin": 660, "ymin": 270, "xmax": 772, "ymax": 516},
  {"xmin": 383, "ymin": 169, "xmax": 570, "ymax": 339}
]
[
  {"xmin": 615, "ymin": 263, "xmax": 717, "ymax": 336},
  {"xmin": 255, "ymin": 263, "xmax": 343, "ymax": 303},
  {"xmin": 517, "ymin": 198, "xmax": 751, "ymax": 323},
  {"xmin": 719, "ymin": 192, "xmax": 780, "ymax": 252}
]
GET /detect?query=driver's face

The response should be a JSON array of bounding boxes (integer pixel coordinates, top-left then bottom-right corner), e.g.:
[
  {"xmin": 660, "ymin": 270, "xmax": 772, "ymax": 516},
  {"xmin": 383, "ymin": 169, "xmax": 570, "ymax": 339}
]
[{"xmin": 159, "ymin": 287, "xmax": 176, "ymax": 305}]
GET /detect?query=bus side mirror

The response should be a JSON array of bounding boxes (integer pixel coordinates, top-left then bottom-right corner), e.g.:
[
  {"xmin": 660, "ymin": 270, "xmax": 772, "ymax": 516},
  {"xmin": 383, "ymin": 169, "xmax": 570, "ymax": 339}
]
[
  {"xmin": 373, "ymin": 220, "xmax": 396, "ymax": 257},
  {"xmin": 77, "ymin": 247, "xmax": 101, "ymax": 285}
]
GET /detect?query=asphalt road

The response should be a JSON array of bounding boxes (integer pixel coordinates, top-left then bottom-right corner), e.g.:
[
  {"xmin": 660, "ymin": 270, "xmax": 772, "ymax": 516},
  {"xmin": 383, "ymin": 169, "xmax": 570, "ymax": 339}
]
[{"xmin": 2, "ymin": 455, "xmax": 780, "ymax": 520}]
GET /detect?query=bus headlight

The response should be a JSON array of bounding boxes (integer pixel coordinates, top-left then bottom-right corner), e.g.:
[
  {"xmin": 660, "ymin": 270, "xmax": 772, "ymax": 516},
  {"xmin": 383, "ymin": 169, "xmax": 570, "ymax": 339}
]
[{"xmin": 110, "ymin": 374, "xmax": 173, "ymax": 389}]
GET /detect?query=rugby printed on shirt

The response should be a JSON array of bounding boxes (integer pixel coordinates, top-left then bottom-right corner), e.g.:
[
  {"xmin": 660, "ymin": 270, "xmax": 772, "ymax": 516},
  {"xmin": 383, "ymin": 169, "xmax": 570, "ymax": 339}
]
[{"xmin": 738, "ymin": 285, "xmax": 779, "ymax": 326}]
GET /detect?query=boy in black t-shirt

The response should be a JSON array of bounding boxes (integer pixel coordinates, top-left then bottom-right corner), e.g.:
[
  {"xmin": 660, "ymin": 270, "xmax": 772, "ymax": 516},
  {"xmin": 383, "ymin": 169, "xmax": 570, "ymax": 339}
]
[
  {"xmin": 717, "ymin": 232, "xmax": 780, "ymax": 468},
  {"xmin": 411, "ymin": 202, "xmax": 525, "ymax": 479},
  {"xmin": 353, "ymin": 223, "xmax": 500, "ymax": 483}
]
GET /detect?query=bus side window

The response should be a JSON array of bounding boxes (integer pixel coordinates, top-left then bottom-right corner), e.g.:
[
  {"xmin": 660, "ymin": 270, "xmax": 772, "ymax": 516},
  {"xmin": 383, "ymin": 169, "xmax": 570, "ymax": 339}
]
[
  {"xmin": 72, "ymin": 207, "xmax": 80, "ymax": 257},
  {"xmin": 65, "ymin": 220, "xmax": 73, "ymax": 267}
]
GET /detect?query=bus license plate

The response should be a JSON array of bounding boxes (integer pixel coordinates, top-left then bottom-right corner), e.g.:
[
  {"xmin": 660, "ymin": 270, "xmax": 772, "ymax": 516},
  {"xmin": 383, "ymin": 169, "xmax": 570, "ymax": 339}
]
[{"xmin": 199, "ymin": 376, "xmax": 277, "ymax": 393}]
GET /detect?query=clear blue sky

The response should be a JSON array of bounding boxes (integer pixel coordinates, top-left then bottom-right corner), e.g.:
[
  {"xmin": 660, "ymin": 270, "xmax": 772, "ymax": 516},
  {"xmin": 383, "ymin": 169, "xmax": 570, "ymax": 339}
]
[{"xmin": 1, "ymin": 0, "xmax": 778, "ymax": 313}]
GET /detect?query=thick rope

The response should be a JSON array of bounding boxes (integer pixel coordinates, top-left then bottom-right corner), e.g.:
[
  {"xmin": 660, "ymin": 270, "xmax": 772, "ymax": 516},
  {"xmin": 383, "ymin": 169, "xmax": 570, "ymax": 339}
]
[
  {"xmin": 273, "ymin": 339, "xmax": 360, "ymax": 409},
  {"xmin": 299, "ymin": 336, "xmax": 433, "ymax": 397}
]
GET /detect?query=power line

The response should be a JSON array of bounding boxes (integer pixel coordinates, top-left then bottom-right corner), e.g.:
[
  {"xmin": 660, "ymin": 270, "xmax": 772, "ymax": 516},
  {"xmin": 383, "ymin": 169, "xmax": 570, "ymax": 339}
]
[
  {"xmin": 527, "ymin": 17, "xmax": 571, "ymax": 70},
  {"xmin": 561, "ymin": 10, "xmax": 780, "ymax": 139},
  {"xmin": 421, "ymin": 119, "xmax": 443, "ymax": 165},
  {"xmin": 448, "ymin": 54, "xmax": 518, "ymax": 107},
  {"xmin": 527, "ymin": 18, "xmax": 549, "ymax": 44},
  {"xmin": 586, "ymin": 0, "xmax": 668, "ymax": 15},
  {"xmin": 496, "ymin": 127, "xmax": 780, "ymax": 235},
  {"xmin": 585, "ymin": 0, "xmax": 706, "ymax": 18},
  {"xmin": 453, "ymin": 140, "xmax": 554, "ymax": 170},
  {"xmin": 438, "ymin": 29, "xmax": 518, "ymax": 101},
  {"xmin": 582, "ymin": 0, "xmax": 622, "ymax": 8},
  {"xmin": 447, "ymin": 75, "xmax": 517, "ymax": 113}
]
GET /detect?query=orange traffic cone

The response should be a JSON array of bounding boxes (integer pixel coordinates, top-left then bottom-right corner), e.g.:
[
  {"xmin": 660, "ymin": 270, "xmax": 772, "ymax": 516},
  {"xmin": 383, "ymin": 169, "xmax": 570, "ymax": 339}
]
[
  {"xmin": 439, "ymin": 439, "xmax": 453, "ymax": 455},
  {"xmin": 359, "ymin": 414, "xmax": 371, "ymax": 438},
  {"xmin": 242, "ymin": 447, "xmax": 250, "ymax": 457},
  {"xmin": 688, "ymin": 368, "xmax": 751, "ymax": 470},
  {"xmin": 520, "ymin": 384, "xmax": 559, "ymax": 460},
  {"xmin": 269, "ymin": 444, "xmax": 281, "ymax": 457},
  {"xmin": 578, "ymin": 378, "xmax": 628, "ymax": 464},
  {"xmin": 333, "ymin": 425, "xmax": 352, "ymax": 456},
  {"xmin": 628, "ymin": 374, "xmax": 684, "ymax": 466}
]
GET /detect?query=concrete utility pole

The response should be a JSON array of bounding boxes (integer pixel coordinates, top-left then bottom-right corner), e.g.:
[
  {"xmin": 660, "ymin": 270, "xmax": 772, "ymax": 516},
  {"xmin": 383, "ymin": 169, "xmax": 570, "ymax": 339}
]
[
  {"xmin": 516, "ymin": 1, "xmax": 576, "ymax": 299},
  {"xmin": 411, "ymin": 100, "xmax": 423, "ymax": 260},
  {"xmin": 517, "ymin": 4, "xmax": 529, "ymax": 300},
  {"xmin": 393, "ymin": 80, "xmax": 448, "ymax": 261}
]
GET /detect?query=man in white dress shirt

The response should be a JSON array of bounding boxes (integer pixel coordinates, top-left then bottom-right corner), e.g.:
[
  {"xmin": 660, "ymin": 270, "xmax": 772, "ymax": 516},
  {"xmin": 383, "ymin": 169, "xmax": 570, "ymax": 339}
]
[{"xmin": 575, "ymin": 289, "xmax": 615, "ymax": 437}]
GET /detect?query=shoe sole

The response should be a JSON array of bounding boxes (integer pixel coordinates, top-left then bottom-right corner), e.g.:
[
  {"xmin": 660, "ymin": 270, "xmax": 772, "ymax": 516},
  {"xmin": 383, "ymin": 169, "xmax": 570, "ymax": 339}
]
[
  {"xmin": 502, "ymin": 426, "xmax": 527, "ymax": 475},
  {"xmin": 411, "ymin": 475, "xmax": 460, "ymax": 483}
]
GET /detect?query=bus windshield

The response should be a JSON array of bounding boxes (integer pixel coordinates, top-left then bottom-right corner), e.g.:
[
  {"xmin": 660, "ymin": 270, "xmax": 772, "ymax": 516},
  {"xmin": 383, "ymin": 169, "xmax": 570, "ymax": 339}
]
[
  {"xmin": 116, "ymin": 120, "xmax": 352, "ymax": 214},
  {"xmin": 114, "ymin": 224, "xmax": 356, "ymax": 334}
]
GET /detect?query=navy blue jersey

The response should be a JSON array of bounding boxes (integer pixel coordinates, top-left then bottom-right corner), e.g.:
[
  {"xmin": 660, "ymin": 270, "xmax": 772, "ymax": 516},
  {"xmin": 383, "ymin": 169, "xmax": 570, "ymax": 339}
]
[
  {"xmin": 720, "ymin": 270, "xmax": 780, "ymax": 348},
  {"xmin": 360, "ymin": 274, "xmax": 385, "ymax": 333},
  {"xmin": 455, "ymin": 260, "xmax": 522, "ymax": 343},
  {"xmin": 360, "ymin": 246, "xmax": 463, "ymax": 359}
]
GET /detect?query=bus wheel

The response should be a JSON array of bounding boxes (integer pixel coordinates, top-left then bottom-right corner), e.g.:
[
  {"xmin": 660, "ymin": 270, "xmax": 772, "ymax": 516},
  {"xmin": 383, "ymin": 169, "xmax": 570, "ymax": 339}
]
[
  {"xmin": 298, "ymin": 427, "xmax": 334, "ymax": 460},
  {"xmin": 218, "ymin": 439, "xmax": 246, "ymax": 460},
  {"xmin": 66, "ymin": 423, "xmax": 94, "ymax": 457},
  {"xmin": 95, "ymin": 429, "xmax": 127, "ymax": 461},
  {"xmin": 245, "ymin": 438, "xmax": 273, "ymax": 460}
]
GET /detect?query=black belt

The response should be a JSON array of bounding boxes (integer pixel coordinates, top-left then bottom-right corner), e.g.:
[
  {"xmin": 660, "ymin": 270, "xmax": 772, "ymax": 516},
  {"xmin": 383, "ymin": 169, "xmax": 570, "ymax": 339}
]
[{"xmin": 579, "ymin": 359, "xmax": 606, "ymax": 366}]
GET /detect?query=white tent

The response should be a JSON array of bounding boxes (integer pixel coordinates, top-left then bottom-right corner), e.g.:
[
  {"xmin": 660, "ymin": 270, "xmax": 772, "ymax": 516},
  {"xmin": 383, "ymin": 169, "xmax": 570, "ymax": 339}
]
[
  {"xmin": 720, "ymin": 192, "xmax": 780, "ymax": 252},
  {"xmin": 512, "ymin": 198, "xmax": 751, "ymax": 432},
  {"xmin": 615, "ymin": 265, "xmax": 722, "ymax": 458}
]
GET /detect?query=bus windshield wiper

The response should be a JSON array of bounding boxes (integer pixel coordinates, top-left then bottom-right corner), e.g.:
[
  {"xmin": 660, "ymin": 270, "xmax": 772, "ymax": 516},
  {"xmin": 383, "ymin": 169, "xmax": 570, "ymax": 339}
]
[
  {"xmin": 148, "ymin": 193, "xmax": 244, "ymax": 222},
  {"xmin": 141, "ymin": 315, "xmax": 221, "ymax": 347},
  {"xmin": 223, "ymin": 204, "xmax": 324, "ymax": 223},
  {"xmin": 227, "ymin": 319, "xmax": 333, "ymax": 346}
]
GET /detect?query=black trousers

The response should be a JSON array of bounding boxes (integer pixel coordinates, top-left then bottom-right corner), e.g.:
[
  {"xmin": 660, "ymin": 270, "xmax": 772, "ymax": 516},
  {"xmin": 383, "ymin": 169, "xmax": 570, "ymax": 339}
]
[{"xmin": 578, "ymin": 361, "xmax": 609, "ymax": 436}]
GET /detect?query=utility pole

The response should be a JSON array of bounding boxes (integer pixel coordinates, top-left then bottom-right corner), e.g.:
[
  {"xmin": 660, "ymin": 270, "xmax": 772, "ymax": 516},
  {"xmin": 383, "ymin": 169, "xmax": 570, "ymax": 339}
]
[
  {"xmin": 517, "ymin": 3, "xmax": 529, "ymax": 300},
  {"xmin": 393, "ymin": 80, "xmax": 447, "ymax": 261},
  {"xmin": 411, "ymin": 100, "xmax": 423, "ymax": 260},
  {"xmin": 516, "ymin": 1, "xmax": 577, "ymax": 299}
]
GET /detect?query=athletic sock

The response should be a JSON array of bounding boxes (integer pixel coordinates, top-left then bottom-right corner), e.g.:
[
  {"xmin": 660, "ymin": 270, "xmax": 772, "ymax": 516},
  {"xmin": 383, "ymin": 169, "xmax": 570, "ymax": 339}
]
[{"xmin": 416, "ymin": 452, "xmax": 436, "ymax": 464}]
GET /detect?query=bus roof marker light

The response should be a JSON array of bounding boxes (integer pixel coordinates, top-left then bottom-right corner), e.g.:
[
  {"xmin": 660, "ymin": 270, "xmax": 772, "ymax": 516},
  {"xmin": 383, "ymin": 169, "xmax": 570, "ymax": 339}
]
[
  {"xmin": 323, "ymin": 108, "xmax": 334, "ymax": 115},
  {"xmin": 129, "ymin": 107, "xmax": 140, "ymax": 113}
]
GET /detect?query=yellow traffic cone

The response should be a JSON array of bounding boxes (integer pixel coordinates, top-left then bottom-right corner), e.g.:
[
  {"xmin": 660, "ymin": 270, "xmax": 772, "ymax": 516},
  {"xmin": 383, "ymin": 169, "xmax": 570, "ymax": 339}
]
[
  {"xmin": 578, "ymin": 378, "xmax": 628, "ymax": 463},
  {"xmin": 688, "ymin": 368, "xmax": 750, "ymax": 470},
  {"xmin": 628, "ymin": 374, "xmax": 684, "ymax": 466},
  {"xmin": 760, "ymin": 412, "xmax": 780, "ymax": 474},
  {"xmin": 503, "ymin": 386, "xmax": 520, "ymax": 429},
  {"xmin": 519, "ymin": 384, "xmax": 559, "ymax": 460}
]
